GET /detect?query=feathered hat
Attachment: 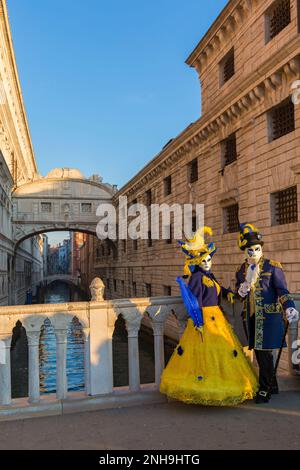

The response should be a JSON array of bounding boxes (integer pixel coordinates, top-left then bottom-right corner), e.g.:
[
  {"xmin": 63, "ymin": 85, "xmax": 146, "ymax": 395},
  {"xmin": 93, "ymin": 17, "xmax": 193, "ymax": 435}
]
[
  {"xmin": 179, "ymin": 226, "xmax": 217, "ymax": 276},
  {"xmin": 238, "ymin": 223, "xmax": 264, "ymax": 251}
]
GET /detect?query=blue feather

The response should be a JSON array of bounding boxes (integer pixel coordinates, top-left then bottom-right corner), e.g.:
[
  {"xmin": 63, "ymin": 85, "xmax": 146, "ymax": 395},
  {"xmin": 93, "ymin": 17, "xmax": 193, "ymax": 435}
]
[{"xmin": 176, "ymin": 277, "xmax": 204, "ymax": 329}]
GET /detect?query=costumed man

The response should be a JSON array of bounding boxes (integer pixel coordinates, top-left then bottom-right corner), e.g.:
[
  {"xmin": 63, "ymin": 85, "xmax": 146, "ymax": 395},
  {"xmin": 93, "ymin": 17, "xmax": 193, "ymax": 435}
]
[{"xmin": 236, "ymin": 223, "xmax": 299, "ymax": 404}]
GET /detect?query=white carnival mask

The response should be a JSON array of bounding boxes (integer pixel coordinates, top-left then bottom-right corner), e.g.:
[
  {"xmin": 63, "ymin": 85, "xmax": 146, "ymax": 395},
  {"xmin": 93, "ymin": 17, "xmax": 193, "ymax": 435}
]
[
  {"xmin": 247, "ymin": 244, "xmax": 263, "ymax": 264},
  {"xmin": 201, "ymin": 254, "xmax": 212, "ymax": 272}
]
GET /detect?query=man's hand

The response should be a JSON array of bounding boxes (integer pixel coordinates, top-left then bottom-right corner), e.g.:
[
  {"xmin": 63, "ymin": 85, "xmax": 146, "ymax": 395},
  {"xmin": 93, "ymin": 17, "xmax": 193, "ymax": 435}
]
[
  {"xmin": 286, "ymin": 308, "xmax": 299, "ymax": 324},
  {"xmin": 238, "ymin": 282, "xmax": 251, "ymax": 298}
]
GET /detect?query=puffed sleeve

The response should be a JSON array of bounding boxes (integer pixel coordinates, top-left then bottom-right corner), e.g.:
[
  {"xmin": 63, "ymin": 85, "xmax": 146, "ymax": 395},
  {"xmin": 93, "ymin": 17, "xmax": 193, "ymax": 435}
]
[
  {"xmin": 188, "ymin": 272, "xmax": 203, "ymax": 309},
  {"xmin": 273, "ymin": 266, "xmax": 295, "ymax": 310}
]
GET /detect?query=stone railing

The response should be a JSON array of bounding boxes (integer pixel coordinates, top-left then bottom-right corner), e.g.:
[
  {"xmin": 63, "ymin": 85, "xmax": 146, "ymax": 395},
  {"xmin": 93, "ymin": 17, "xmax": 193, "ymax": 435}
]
[
  {"xmin": 0, "ymin": 278, "xmax": 186, "ymax": 407},
  {"xmin": 0, "ymin": 279, "xmax": 299, "ymax": 413}
]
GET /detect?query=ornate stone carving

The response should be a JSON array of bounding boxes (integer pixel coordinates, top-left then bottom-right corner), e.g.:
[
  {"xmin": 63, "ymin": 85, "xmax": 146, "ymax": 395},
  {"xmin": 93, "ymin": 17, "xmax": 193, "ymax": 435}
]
[{"xmin": 90, "ymin": 277, "xmax": 105, "ymax": 302}]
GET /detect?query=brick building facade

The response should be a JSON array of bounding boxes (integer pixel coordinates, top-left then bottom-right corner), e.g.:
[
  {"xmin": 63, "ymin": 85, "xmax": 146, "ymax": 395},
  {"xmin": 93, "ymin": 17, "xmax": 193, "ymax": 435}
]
[{"xmin": 94, "ymin": 0, "xmax": 300, "ymax": 303}]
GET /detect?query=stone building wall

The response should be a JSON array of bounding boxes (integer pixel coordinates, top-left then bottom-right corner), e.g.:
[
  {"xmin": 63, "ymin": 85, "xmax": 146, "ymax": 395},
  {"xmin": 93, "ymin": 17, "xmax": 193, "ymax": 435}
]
[{"xmin": 95, "ymin": 0, "xmax": 300, "ymax": 306}]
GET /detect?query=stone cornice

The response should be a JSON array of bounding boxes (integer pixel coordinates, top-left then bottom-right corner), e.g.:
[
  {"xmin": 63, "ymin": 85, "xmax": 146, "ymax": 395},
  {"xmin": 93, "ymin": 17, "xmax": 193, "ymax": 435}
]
[
  {"xmin": 186, "ymin": 0, "xmax": 256, "ymax": 73},
  {"xmin": 0, "ymin": 1, "xmax": 37, "ymax": 178},
  {"xmin": 12, "ymin": 177, "xmax": 116, "ymax": 196},
  {"xmin": 114, "ymin": 45, "xmax": 300, "ymax": 201}
]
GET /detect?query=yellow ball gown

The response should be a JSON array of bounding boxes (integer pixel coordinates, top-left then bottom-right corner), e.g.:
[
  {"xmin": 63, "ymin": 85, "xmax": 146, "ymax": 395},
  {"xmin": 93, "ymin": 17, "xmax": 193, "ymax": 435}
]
[{"xmin": 160, "ymin": 275, "xmax": 258, "ymax": 406}]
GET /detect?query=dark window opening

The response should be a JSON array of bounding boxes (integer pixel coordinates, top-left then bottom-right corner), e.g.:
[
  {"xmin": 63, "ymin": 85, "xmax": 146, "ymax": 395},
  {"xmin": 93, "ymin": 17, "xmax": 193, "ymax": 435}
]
[
  {"xmin": 164, "ymin": 176, "xmax": 172, "ymax": 196},
  {"xmin": 222, "ymin": 133, "xmax": 237, "ymax": 168},
  {"xmin": 188, "ymin": 158, "xmax": 198, "ymax": 184},
  {"xmin": 269, "ymin": 98, "xmax": 295, "ymax": 141},
  {"xmin": 220, "ymin": 48, "xmax": 235, "ymax": 85},
  {"xmin": 267, "ymin": 0, "xmax": 291, "ymax": 41},
  {"xmin": 146, "ymin": 284, "xmax": 152, "ymax": 297},
  {"xmin": 272, "ymin": 186, "xmax": 298, "ymax": 225},
  {"xmin": 224, "ymin": 204, "xmax": 240, "ymax": 234}
]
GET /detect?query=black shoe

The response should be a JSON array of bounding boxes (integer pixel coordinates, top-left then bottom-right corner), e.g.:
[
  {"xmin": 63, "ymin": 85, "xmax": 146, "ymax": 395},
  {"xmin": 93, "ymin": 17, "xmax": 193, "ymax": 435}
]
[{"xmin": 255, "ymin": 390, "xmax": 271, "ymax": 404}]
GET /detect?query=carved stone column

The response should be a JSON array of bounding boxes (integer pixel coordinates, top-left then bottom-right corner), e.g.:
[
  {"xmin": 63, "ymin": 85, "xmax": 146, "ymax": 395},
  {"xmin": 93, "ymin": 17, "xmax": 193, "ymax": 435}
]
[
  {"xmin": 55, "ymin": 329, "xmax": 68, "ymax": 400},
  {"xmin": 0, "ymin": 335, "xmax": 12, "ymax": 406},
  {"xmin": 152, "ymin": 321, "xmax": 165, "ymax": 386},
  {"xmin": 126, "ymin": 320, "xmax": 141, "ymax": 393},
  {"xmin": 27, "ymin": 330, "xmax": 41, "ymax": 403}
]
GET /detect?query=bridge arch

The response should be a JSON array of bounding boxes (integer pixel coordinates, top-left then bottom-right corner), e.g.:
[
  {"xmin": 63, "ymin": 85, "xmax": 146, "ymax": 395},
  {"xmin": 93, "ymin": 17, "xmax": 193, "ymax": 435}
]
[{"xmin": 12, "ymin": 168, "xmax": 118, "ymax": 247}]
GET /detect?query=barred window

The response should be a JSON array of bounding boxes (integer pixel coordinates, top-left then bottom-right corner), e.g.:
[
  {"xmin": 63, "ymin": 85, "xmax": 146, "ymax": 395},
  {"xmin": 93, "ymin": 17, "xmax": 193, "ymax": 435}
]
[
  {"xmin": 266, "ymin": 0, "xmax": 291, "ymax": 42},
  {"xmin": 145, "ymin": 190, "xmax": 152, "ymax": 206},
  {"xmin": 122, "ymin": 240, "xmax": 126, "ymax": 252},
  {"xmin": 133, "ymin": 239, "xmax": 138, "ymax": 251},
  {"xmin": 113, "ymin": 279, "xmax": 117, "ymax": 291},
  {"xmin": 222, "ymin": 133, "xmax": 237, "ymax": 167},
  {"xmin": 81, "ymin": 203, "xmax": 92, "ymax": 213},
  {"xmin": 224, "ymin": 204, "xmax": 240, "ymax": 234},
  {"xmin": 192, "ymin": 213, "xmax": 197, "ymax": 233},
  {"xmin": 220, "ymin": 48, "xmax": 235, "ymax": 86},
  {"xmin": 146, "ymin": 283, "xmax": 152, "ymax": 297},
  {"xmin": 148, "ymin": 231, "xmax": 153, "ymax": 247},
  {"xmin": 132, "ymin": 282, "xmax": 137, "ymax": 297},
  {"xmin": 269, "ymin": 99, "xmax": 295, "ymax": 141},
  {"xmin": 272, "ymin": 186, "xmax": 298, "ymax": 225},
  {"xmin": 188, "ymin": 158, "xmax": 198, "ymax": 184},
  {"xmin": 164, "ymin": 176, "xmax": 172, "ymax": 196},
  {"xmin": 121, "ymin": 280, "xmax": 125, "ymax": 294},
  {"xmin": 164, "ymin": 286, "xmax": 172, "ymax": 296},
  {"xmin": 41, "ymin": 202, "xmax": 52, "ymax": 213},
  {"xmin": 165, "ymin": 224, "xmax": 173, "ymax": 244}
]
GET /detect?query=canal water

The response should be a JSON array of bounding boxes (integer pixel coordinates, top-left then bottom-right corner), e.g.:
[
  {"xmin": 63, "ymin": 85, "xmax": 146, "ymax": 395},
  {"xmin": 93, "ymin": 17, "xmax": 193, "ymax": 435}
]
[{"xmin": 11, "ymin": 283, "xmax": 176, "ymax": 398}]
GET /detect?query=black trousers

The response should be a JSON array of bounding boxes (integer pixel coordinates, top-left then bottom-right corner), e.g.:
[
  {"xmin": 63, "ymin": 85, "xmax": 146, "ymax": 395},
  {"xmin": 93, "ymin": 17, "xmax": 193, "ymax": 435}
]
[
  {"xmin": 248, "ymin": 315, "xmax": 278, "ymax": 392},
  {"xmin": 255, "ymin": 350, "xmax": 278, "ymax": 392}
]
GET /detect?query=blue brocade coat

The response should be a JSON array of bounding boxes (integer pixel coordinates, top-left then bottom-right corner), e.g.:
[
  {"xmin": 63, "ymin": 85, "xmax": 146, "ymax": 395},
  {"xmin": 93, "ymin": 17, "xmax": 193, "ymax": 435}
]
[{"xmin": 236, "ymin": 258, "xmax": 295, "ymax": 351}]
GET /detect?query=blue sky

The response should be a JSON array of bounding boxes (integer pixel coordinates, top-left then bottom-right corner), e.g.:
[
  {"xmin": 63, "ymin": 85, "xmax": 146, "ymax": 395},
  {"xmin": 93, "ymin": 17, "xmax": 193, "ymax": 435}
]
[{"xmin": 7, "ymin": 0, "xmax": 228, "ymax": 192}]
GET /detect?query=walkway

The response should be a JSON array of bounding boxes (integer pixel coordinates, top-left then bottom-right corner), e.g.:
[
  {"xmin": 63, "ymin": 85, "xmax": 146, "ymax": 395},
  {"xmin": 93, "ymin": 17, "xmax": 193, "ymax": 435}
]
[{"xmin": 0, "ymin": 376, "xmax": 299, "ymax": 450}]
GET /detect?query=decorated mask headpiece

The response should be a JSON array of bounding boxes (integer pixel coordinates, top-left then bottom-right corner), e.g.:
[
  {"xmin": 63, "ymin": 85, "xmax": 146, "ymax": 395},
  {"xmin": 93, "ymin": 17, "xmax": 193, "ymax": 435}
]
[
  {"xmin": 178, "ymin": 226, "xmax": 217, "ymax": 276},
  {"xmin": 238, "ymin": 223, "xmax": 264, "ymax": 251}
]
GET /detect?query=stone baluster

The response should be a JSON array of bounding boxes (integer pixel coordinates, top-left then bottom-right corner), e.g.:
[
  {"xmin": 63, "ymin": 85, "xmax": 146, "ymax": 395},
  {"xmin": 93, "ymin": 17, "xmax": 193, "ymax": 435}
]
[
  {"xmin": 0, "ymin": 335, "xmax": 12, "ymax": 406},
  {"xmin": 89, "ymin": 278, "xmax": 115, "ymax": 396},
  {"xmin": 125, "ymin": 318, "xmax": 142, "ymax": 393},
  {"xmin": 152, "ymin": 321, "xmax": 165, "ymax": 386},
  {"xmin": 27, "ymin": 331, "xmax": 41, "ymax": 403},
  {"xmin": 83, "ymin": 328, "xmax": 91, "ymax": 395},
  {"xmin": 55, "ymin": 329, "xmax": 68, "ymax": 400}
]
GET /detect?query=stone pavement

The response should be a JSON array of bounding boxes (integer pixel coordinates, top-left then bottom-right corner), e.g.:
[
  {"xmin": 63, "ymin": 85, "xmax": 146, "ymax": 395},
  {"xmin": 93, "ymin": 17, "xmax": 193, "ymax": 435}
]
[{"xmin": 0, "ymin": 376, "xmax": 300, "ymax": 451}]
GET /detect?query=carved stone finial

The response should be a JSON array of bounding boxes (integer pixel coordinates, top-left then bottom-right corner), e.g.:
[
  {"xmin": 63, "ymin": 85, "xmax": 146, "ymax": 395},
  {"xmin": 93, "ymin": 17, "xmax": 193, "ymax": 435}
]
[{"xmin": 90, "ymin": 277, "xmax": 105, "ymax": 302}]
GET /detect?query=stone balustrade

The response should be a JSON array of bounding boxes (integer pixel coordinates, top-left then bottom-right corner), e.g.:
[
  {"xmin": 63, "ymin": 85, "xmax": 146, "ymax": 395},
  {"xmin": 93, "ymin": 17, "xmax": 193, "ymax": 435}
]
[
  {"xmin": 0, "ymin": 278, "xmax": 187, "ymax": 407},
  {"xmin": 0, "ymin": 279, "xmax": 299, "ymax": 414}
]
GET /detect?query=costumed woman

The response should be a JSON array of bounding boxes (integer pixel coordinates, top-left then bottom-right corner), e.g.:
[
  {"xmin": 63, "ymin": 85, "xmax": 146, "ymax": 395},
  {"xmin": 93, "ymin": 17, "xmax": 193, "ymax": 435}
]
[{"xmin": 160, "ymin": 227, "xmax": 258, "ymax": 406}]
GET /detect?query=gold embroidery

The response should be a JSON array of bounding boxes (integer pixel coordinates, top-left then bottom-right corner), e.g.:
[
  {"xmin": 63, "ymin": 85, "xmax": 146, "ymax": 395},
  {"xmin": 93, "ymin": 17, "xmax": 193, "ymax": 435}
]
[
  {"xmin": 270, "ymin": 260, "xmax": 283, "ymax": 269},
  {"xmin": 280, "ymin": 294, "xmax": 293, "ymax": 305},
  {"xmin": 264, "ymin": 303, "xmax": 283, "ymax": 314},
  {"xmin": 202, "ymin": 276, "xmax": 215, "ymax": 288}
]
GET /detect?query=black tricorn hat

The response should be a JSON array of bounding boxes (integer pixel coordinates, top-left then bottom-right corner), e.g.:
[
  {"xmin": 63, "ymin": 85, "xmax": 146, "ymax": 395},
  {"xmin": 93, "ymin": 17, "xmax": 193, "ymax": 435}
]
[{"xmin": 238, "ymin": 223, "xmax": 264, "ymax": 251}]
